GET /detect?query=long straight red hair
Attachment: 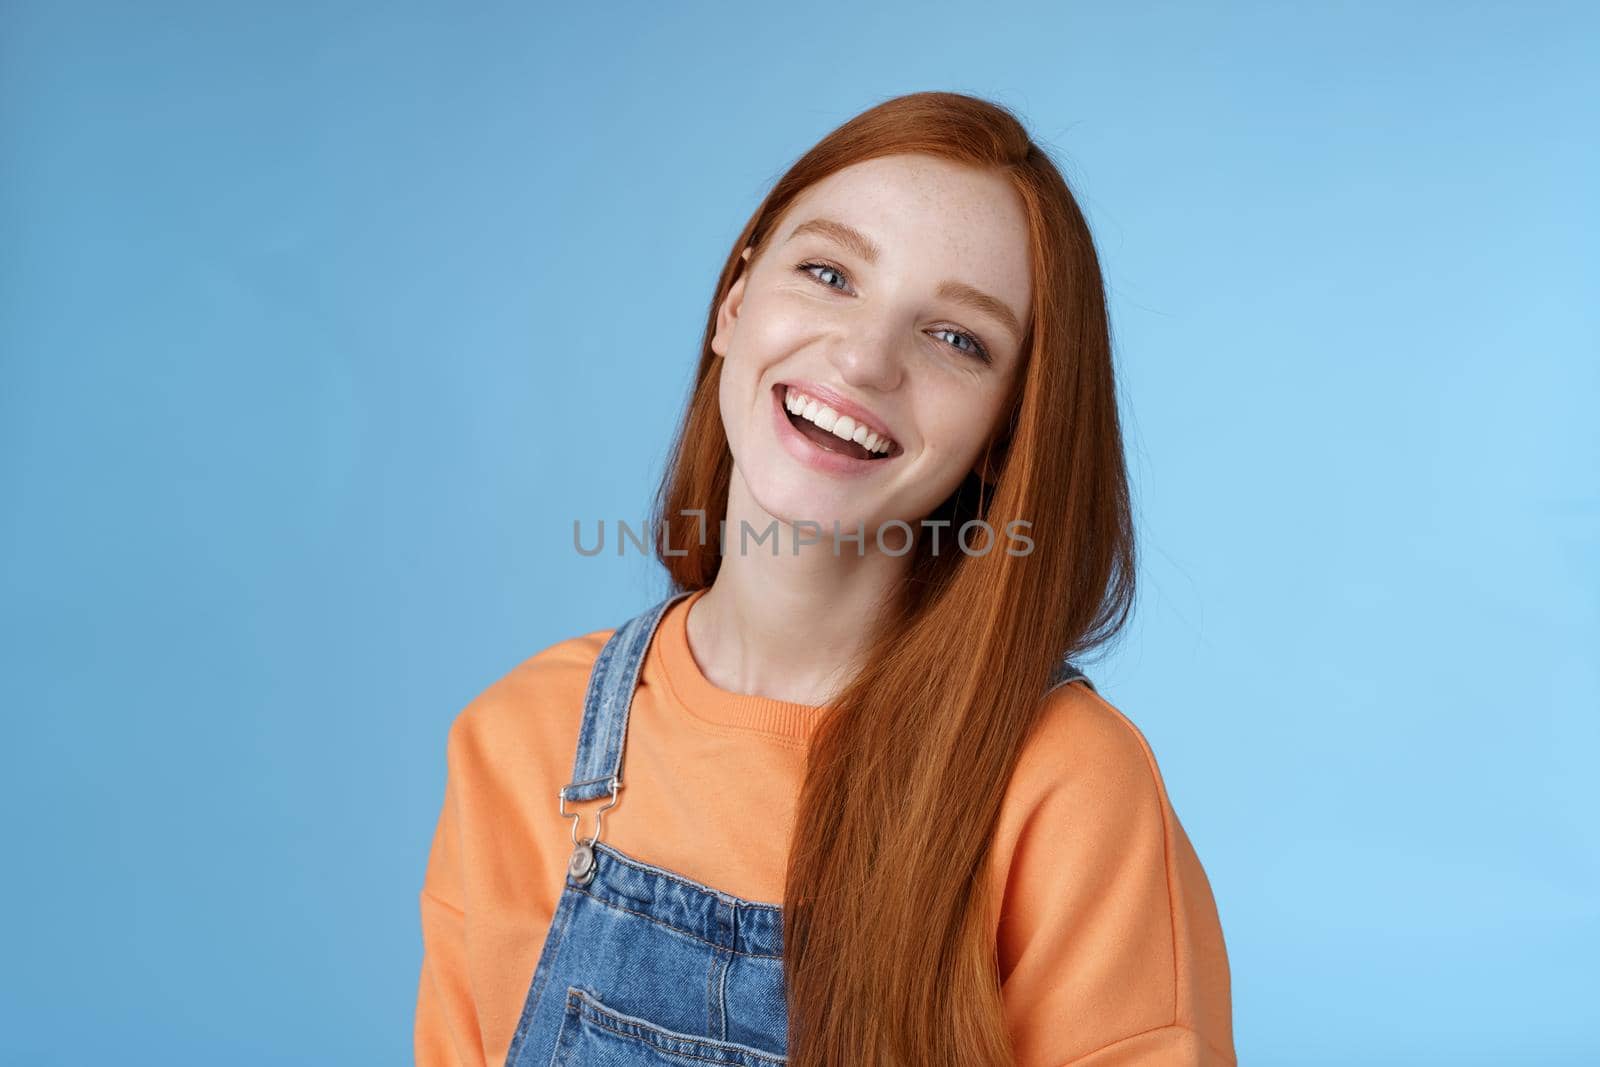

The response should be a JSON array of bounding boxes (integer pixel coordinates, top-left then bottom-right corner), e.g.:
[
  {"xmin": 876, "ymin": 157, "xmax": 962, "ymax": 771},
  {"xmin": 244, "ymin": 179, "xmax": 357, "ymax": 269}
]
[{"xmin": 649, "ymin": 91, "xmax": 1135, "ymax": 1065}]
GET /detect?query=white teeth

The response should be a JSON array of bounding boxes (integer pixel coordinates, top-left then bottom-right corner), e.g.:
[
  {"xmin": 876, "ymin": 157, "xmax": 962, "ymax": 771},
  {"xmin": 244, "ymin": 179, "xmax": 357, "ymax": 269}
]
[{"xmin": 782, "ymin": 387, "xmax": 894, "ymax": 454}]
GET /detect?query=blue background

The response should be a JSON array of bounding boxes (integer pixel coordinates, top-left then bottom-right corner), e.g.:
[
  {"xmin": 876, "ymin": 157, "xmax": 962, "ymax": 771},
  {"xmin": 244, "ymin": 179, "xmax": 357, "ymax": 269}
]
[{"xmin": 3, "ymin": 2, "xmax": 1595, "ymax": 1063}]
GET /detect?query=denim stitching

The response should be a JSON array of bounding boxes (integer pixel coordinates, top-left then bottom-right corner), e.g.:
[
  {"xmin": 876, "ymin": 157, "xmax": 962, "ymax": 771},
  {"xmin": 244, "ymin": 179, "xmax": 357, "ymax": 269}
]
[
  {"xmin": 567, "ymin": 987, "xmax": 787, "ymax": 1066},
  {"xmin": 568, "ymin": 883, "xmax": 784, "ymax": 960},
  {"xmin": 594, "ymin": 842, "xmax": 783, "ymax": 911}
]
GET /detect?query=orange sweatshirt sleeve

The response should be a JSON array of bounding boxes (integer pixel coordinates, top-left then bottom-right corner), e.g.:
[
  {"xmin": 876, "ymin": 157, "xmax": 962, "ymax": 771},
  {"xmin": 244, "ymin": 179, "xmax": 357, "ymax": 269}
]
[
  {"xmin": 415, "ymin": 714, "xmax": 489, "ymax": 1067},
  {"xmin": 992, "ymin": 685, "xmax": 1236, "ymax": 1066}
]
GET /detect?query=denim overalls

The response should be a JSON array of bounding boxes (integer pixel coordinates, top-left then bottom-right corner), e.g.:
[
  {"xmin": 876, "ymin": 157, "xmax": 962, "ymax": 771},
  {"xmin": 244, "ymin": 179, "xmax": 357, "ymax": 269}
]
[{"xmin": 501, "ymin": 590, "xmax": 1093, "ymax": 1066}]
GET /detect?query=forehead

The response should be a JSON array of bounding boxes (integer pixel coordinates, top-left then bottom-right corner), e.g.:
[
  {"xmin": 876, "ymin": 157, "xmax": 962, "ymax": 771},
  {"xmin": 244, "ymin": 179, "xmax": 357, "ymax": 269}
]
[
  {"xmin": 774, "ymin": 153, "xmax": 1033, "ymax": 319},
  {"xmin": 790, "ymin": 153, "xmax": 1020, "ymax": 224}
]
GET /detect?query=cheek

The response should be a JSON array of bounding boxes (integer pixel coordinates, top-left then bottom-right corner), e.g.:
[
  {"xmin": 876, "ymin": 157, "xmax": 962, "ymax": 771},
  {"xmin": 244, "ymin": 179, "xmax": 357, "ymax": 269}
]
[
  {"xmin": 917, "ymin": 387, "xmax": 1008, "ymax": 462},
  {"xmin": 726, "ymin": 289, "xmax": 817, "ymax": 367},
  {"xmin": 717, "ymin": 356, "xmax": 755, "ymax": 444}
]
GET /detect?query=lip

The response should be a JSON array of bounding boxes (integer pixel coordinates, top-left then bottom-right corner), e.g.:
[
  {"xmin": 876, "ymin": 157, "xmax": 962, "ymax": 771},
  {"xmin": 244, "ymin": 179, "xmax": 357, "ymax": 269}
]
[
  {"xmin": 776, "ymin": 380, "xmax": 899, "ymax": 448},
  {"xmin": 771, "ymin": 383, "xmax": 900, "ymax": 476}
]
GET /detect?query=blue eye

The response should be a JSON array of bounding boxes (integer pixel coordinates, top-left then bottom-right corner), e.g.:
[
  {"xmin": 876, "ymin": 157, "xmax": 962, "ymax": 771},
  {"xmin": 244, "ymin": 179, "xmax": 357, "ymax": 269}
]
[
  {"xmin": 794, "ymin": 260, "xmax": 994, "ymax": 365},
  {"xmin": 932, "ymin": 327, "xmax": 990, "ymax": 362},
  {"xmin": 799, "ymin": 261, "xmax": 850, "ymax": 291}
]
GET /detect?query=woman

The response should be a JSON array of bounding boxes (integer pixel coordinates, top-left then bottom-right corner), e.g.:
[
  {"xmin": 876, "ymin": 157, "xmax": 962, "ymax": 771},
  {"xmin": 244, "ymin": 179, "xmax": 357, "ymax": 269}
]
[{"xmin": 416, "ymin": 91, "xmax": 1235, "ymax": 1066}]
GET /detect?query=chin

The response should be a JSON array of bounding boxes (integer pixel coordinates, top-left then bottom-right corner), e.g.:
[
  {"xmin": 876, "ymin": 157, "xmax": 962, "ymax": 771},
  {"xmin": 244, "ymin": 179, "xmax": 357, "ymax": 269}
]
[{"xmin": 739, "ymin": 463, "xmax": 874, "ymax": 537}]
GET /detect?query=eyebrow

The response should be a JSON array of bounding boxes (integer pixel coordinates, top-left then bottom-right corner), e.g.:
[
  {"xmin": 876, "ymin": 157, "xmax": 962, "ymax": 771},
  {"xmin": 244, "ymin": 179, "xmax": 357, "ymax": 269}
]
[{"xmin": 785, "ymin": 217, "xmax": 1025, "ymax": 346}]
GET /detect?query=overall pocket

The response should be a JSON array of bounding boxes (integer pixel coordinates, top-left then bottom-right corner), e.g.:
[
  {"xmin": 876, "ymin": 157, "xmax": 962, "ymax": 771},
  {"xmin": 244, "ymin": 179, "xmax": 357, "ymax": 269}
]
[{"xmin": 551, "ymin": 986, "xmax": 787, "ymax": 1066}]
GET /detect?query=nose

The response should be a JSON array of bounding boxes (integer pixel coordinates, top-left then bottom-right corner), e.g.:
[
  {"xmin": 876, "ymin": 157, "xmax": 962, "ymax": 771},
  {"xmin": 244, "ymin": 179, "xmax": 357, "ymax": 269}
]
[{"xmin": 826, "ymin": 320, "xmax": 904, "ymax": 393}]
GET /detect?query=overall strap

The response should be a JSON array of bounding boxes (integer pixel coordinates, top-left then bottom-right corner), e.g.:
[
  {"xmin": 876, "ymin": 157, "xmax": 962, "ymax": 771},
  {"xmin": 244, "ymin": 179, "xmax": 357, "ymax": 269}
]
[
  {"xmin": 559, "ymin": 589, "xmax": 695, "ymax": 886},
  {"xmin": 1047, "ymin": 656, "xmax": 1097, "ymax": 694},
  {"xmin": 562, "ymin": 589, "xmax": 695, "ymax": 803}
]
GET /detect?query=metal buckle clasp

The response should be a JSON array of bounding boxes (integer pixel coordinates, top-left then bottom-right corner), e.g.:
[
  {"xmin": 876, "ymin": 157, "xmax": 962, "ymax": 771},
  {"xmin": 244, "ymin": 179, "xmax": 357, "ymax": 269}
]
[
  {"xmin": 558, "ymin": 776, "xmax": 620, "ymax": 886},
  {"xmin": 558, "ymin": 775, "xmax": 621, "ymax": 847}
]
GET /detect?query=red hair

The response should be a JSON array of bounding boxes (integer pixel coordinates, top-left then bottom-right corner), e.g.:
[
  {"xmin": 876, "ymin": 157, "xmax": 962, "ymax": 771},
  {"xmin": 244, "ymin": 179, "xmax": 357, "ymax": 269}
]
[{"xmin": 650, "ymin": 91, "xmax": 1135, "ymax": 1065}]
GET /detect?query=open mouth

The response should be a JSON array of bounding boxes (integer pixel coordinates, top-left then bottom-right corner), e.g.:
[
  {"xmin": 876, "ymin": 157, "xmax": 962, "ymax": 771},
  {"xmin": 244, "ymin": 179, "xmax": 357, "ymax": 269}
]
[{"xmin": 776, "ymin": 384, "xmax": 899, "ymax": 462}]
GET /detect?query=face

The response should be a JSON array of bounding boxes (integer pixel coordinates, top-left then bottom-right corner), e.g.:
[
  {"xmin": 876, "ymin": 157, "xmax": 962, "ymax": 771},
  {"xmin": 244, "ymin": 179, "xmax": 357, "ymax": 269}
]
[{"xmin": 710, "ymin": 152, "xmax": 1033, "ymax": 541}]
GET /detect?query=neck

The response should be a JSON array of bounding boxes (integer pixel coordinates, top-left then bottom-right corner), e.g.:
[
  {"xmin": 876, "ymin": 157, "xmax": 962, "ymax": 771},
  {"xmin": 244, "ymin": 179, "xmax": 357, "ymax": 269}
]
[{"xmin": 685, "ymin": 475, "xmax": 910, "ymax": 708}]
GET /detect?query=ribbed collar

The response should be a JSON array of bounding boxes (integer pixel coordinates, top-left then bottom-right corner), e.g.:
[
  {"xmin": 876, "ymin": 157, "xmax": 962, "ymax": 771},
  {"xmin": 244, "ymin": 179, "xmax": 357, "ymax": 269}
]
[{"xmin": 650, "ymin": 586, "xmax": 828, "ymax": 746}]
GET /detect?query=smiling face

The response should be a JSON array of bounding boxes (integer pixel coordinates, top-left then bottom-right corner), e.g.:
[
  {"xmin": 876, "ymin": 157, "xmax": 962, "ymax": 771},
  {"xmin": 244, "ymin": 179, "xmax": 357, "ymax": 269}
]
[{"xmin": 710, "ymin": 153, "xmax": 1033, "ymax": 541}]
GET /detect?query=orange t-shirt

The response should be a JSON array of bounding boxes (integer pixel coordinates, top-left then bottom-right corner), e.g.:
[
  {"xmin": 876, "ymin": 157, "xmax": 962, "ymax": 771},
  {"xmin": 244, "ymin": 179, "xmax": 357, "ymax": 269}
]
[{"xmin": 415, "ymin": 588, "xmax": 1236, "ymax": 1065}]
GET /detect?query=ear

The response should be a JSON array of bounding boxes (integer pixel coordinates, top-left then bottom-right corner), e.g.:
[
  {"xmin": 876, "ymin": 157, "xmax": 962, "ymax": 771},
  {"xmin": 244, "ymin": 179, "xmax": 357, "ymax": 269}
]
[{"xmin": 710, "ymin": 247, "xmax": 755, "ymax": 358}]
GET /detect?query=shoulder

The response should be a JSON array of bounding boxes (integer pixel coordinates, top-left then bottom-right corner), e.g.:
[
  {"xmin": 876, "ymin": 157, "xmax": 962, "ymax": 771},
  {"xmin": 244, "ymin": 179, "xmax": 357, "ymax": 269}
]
[
  {"xmin": 991, "ymin": 678, "xmax": 1195, "ymax": 906},
  {"xmin": 444, "ymin": 626, "xmax": 615, "ymax": 765},
  {"xmin": 1007, "ymin": 679, "xmax": 1178, "ymax": 824}
]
